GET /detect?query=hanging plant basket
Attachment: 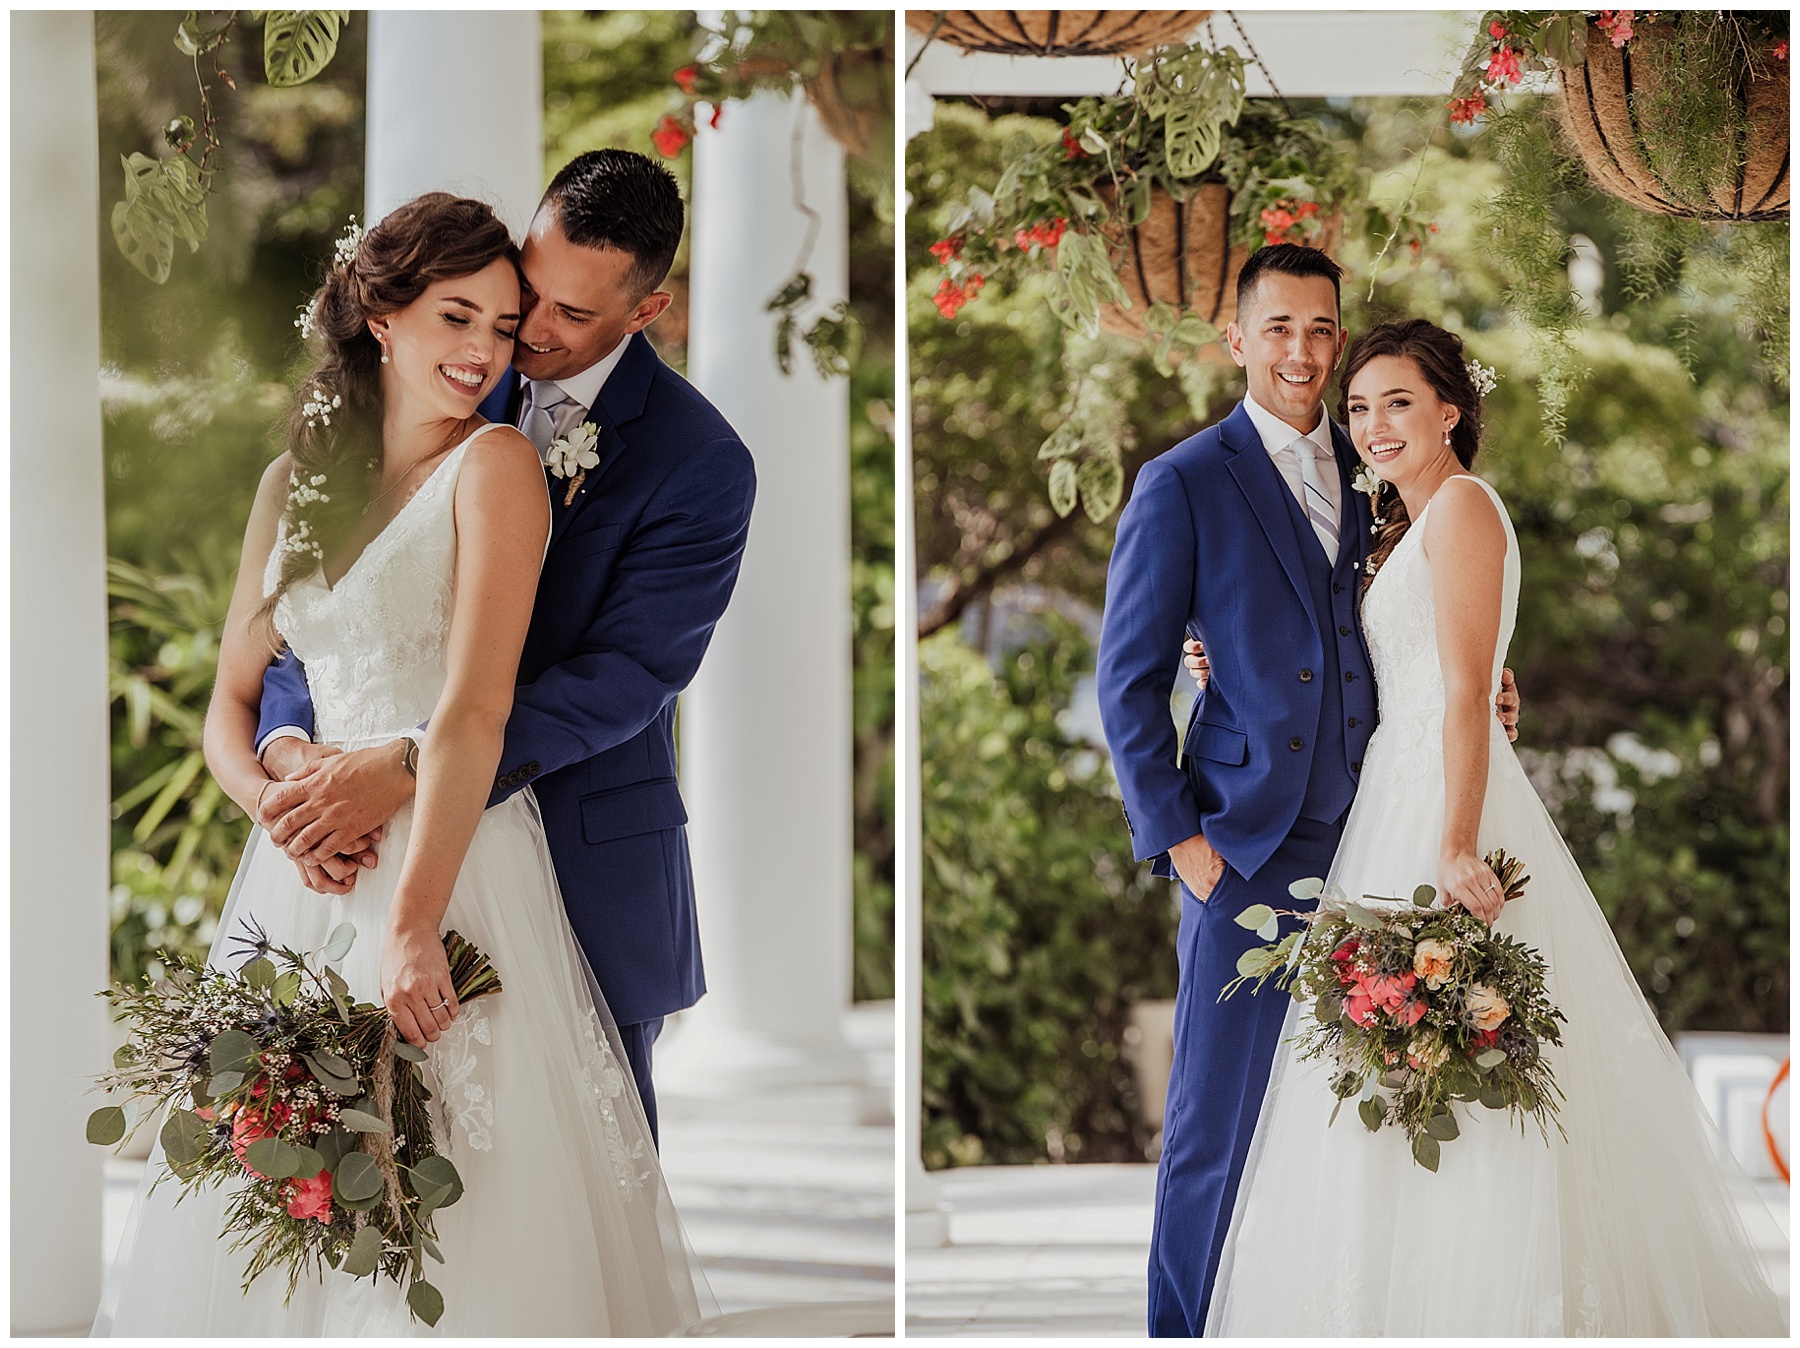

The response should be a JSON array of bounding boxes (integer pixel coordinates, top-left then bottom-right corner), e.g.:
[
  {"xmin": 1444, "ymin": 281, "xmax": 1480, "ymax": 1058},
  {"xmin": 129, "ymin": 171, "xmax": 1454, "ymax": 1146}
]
[
  {"xmin": 1556, "ymin": 18, "xmax": 1788, "ymax": 221},
  {"xmin": 905, "ymin": 10, "xmax": 1211, "ymax": 58},
  {"xmin": 803, "ymin": 41, "xmax": 893, "ymax": 163},
  {"xmin": 1097, "ymin": 183, "xmax": 1342, "ymax": 345}
]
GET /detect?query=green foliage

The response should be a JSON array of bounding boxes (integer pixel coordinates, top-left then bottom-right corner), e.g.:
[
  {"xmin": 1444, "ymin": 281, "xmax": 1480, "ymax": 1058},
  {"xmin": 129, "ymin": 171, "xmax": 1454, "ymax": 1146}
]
[
  {"xmin": 921, "ymin": 623, "xmax": 1177, "ymax": 1167},
  {"xmin": 851, "ymin": 362, "xmax": 896, "ymax": 1001},
  {"xmin": 107, "ymin": 558, "xmax": 249, "ymax": 988},
  {"xmin": 262, "ymin": 11, "xmax": 350, "ymax": 89}
]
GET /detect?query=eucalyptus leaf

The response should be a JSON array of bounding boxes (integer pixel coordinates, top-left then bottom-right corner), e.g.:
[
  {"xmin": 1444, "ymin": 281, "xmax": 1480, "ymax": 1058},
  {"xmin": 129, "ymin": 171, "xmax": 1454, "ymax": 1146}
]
[
  {"xmin": 244, "ymin": 1137, "xmax": 303, "ymax": 1179},
  {"xmin": 407, "ymin": 1154, "xmax": 464, "ymax": 1208},
  {"xmin": 1358, "ymin": 1095, "xmax": 1386, "ymax": 1132},
  {"xmin": 337, "ymin": 1108, "xmax": 390, "ymax": 1134},
  {"xmin": 263, "ymin": 10, "xmax": 349, "ymax": 88},
  {"xmin": 315, "ymin": 1126, "xmax": 354, "ymax": 1172},
  {"xmin": 241, "ymin": 957, "xmax": 277, "ymax": 991},
  {"xmin": 87, "ymin": 1106, "xmax": 128, "ymax": 1146},
  {"xmin": 1233, "ymin": 904, "xmax": 1275, "ymax": 932},
  {"xmin": 1288, "ymin": 877, "xmax": 1324, "ymax": 901},
  {"xmin": 416, "ymin": 1232, "xmax": 444, "ymax": 1264},
  {"xmin": 208, "ymin": 1071, "xmax": 245, "ymax": 1095},
  {"xmin": 406, "ymin": 1278, "xmax": 445, "ymax": 1327},
  {"xmin": 1412, "ymin": 1131, "xmax": 1441, "ymax": 1171},
  {"xmin": 1346, "ymin": 904, "xmax": 1386, "ymax": 931},
  {"xmin": 1412, "ymin": 884, "xmax": 1437, "ymax": 908},
  {"xmin": 1425, "ymin": 1110, "xmax": 1461, "ymax": 1142},
  {"xmin": 161, "ymin": 1108, "xmax": 208, "ymax": 1165},
  {"xmin": 292, "ymin": 1145, "xmax": 325, "ymax": 1179},
  {"xmin": 113, "ymin": 1043, "xmax": 137, "ymax": 1069},
  {"xmin": 333, "ymin": 1150, "xmax": 384, "ymax": 1202},
  {"xmin": 321, "ymin": 922, "xmax": 356, "ymax": 964},
  {"xmin": 1256, "ymin": 916, "xmax": 1280, "ymax": 942},
  {"xmin": 208, "ymin": 1028, "xmax": 259, "ymax": 1075},
  {"xmin": 392, "ymin": 1042, "xmax": 428, "ymax": 1064},
  {"xmin": 1479, "ymin": 1084, "xmax": 1507, "ymax": 1110},
  {"xmin": 307, "ymin": 1048, "xmax": 355, "ymax": 1079},
  {"xmin": 1234, "ymin": 947, "xmax": 1269, "ymax": 979},
  {"xmin": 1475, "ymin": 1048, "xmax": 1508, "ymax": 1071},
  {"xmin": 340, "ymin": 1221, "xmax": 384, "ymax": 1276},
  {"xmin": 272, "ymin": 971, "xmax": 303, "ymax": 1006}
]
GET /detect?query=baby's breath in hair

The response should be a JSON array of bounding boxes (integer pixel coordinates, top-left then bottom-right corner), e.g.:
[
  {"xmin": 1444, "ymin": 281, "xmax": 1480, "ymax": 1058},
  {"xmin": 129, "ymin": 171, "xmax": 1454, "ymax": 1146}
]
[
  {"xmin": 1467, "ymin": 359, "xmax": 1499, "ymax": 399},
  {"xmin": 300, "ymin": 386, "xmax": 342, "ymax": 430},
  {"xmin": 332, "ymin": 215, "xmax": 366, "ymax": 270}
]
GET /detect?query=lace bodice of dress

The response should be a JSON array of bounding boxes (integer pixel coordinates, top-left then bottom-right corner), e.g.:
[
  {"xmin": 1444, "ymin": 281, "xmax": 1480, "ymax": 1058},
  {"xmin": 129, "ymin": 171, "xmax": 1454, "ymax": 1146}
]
[
  {"xmin": 1358, "ymin": 475, "xmax": 1520, "ymax": 781},
  {"xmin": 263, "ymin": 427, "xmax": 498, "ymax": 746}
]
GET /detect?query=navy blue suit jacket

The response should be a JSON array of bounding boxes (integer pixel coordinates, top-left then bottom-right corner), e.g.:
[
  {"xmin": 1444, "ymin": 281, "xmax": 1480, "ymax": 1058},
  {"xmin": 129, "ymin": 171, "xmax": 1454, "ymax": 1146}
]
[
  {"xmin": 1096, "ymin": 401, "xmax": 1376, "ymax": 883},
  {"xmin": 257, "ymin": 331, "xmax": 755, "ymax": 1025}
]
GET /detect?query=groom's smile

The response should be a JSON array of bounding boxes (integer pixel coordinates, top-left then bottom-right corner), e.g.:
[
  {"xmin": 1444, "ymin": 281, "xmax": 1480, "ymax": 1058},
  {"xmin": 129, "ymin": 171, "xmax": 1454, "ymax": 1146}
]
[{"xmin": 1226, "ymin": 270, "xmax": 1347, "ymax": 436}]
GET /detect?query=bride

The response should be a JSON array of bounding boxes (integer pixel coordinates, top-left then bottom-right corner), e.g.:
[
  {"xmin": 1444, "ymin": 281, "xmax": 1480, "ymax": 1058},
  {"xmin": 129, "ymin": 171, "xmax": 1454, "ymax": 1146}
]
[
  {"xmin": 1204, "ymin": 320, "xmax": 1786, "ymax": 1335},
  {"xmin": 97, "ymin": 194, "xmax": 711, "ymax": 1335}
]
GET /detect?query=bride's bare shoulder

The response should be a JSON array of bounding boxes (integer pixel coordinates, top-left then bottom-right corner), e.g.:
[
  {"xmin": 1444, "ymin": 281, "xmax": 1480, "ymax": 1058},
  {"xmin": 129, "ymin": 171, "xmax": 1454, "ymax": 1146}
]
[
  {"xmin": 1422, "ymin": 475, "xmax": 1506, "ymax": 562},
  {"xmin": 455, "ymin": 424, "xmax": 549, "ymax": 528}
]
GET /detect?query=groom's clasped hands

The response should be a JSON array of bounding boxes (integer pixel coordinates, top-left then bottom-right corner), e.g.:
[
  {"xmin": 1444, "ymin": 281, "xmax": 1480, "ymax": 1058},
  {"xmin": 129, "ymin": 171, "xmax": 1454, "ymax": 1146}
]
[{"xmin": 256, "ymin": 737, "xmax": 414, "ymax": 893}]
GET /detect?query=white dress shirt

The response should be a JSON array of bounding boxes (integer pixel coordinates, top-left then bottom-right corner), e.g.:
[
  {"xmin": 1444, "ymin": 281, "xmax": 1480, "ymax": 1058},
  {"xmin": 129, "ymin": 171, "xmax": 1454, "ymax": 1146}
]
[{"xmin": 1241, "ymin": 391, "xmax": 1342, "ymax": 528}]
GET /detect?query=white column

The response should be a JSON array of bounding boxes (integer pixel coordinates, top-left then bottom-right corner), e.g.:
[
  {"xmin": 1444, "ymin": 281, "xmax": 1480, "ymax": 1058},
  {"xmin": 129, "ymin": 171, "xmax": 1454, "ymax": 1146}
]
[
  {"xmin": 365, "ymin": 11, "xmax": 543, "ymax": 233},
  {"xmin": 11, "ymin": 10, "xmax": 110, "ymax": 1332},
  {"xmin": 667, "ymin": 90, "xmax": 862, "ymax": 1093}
]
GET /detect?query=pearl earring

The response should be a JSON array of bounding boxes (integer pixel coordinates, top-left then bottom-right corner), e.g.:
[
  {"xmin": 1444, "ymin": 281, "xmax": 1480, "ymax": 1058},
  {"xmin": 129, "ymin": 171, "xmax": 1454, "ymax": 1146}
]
[{"xmin": 379, "ymin": 339, "xmax": 390, "ymax": 365}]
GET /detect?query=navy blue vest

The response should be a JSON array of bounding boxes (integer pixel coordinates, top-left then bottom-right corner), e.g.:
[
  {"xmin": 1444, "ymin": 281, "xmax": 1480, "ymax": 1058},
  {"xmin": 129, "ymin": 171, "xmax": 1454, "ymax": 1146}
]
[{"xmin": 1275, "ymin": 481, "xmax": 1378, "ymax": 823}]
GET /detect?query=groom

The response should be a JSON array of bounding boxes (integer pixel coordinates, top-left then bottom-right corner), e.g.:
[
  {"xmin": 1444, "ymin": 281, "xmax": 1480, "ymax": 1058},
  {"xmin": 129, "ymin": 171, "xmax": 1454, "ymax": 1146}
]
[
  {"xmin": 1097, "ymin": 244, "xmax": 1513, "ymax": 1334},
  {"xmin": 254, "ymin": 149, "xmax": 756, "ymax": 1144}
]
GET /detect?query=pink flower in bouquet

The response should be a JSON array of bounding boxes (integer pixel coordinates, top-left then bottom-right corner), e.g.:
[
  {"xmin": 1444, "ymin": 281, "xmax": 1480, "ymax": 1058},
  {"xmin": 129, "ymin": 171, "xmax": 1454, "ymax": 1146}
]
[
  {"xmin": 1343, "ymin": 986, "xmax": 1377, "ymax": 1026},
  {"xmin": 1412, "ymin": 938, "xmax": 1455, "ymax": 990},
  {"xmin": 1465, "ymin": 984, "xmax": 1511, "ymax": 1033},
  {"xmin": 1397, "ymin": 997, "xmax": 1428, "ymax": 1028},
  {"xmin": 1408, "ymin": 1036, "xmax": 1449, "ymax": 1072},
  {"xmin": 284, "ymin": 1171, "xmax": 333, "ymax": 1222},
  {"xmin": 232, "ymin": 1109, "xmax": 277, "ymax": 1177},
  {"xmin": 1368, "ymin": 972, "xmax": 1417, "ymax": 1015}
]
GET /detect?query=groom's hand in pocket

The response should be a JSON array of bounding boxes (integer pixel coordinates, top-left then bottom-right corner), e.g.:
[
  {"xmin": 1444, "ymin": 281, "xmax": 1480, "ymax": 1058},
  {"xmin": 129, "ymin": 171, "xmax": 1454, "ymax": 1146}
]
[{"xmin": 1169, "ymin": 832, "xmax": 1226, "ymax": 902}]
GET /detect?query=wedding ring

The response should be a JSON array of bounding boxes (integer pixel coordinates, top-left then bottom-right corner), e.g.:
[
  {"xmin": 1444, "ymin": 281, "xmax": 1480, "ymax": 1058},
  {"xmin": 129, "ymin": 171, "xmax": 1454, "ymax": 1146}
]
[{"xmin": 430, "ymin": 997, "xmax": 450, "ymax": 1010}]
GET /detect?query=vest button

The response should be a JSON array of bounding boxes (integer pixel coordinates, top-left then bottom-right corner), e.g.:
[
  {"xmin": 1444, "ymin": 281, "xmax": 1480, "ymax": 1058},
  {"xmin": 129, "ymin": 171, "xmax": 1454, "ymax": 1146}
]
[
  {"xmin": 1298, "ymin": 668, "xmax": 1313, "ymax": 683},
  {"xmin": 1352, "ymin": 759, "xmax": 1363, "ymax": 771},
  {"xmin": 1288, "ymin": 737, "xmax": 1304, "ymax": 751},
  {"xmin": 1332, "ymin": 583, "xmax": 1343, "ymax": 594},
  {"xmin": 1348, "ymin": 717, "xmax": 1359, "ymax": 728},
  {"xmin": 1339, "ymin": 625, "xmax": 1350, "ymax": 636},
  {"xmin": 1345, "ymin": 671, "xmax": 1356, "ymax": 683}
]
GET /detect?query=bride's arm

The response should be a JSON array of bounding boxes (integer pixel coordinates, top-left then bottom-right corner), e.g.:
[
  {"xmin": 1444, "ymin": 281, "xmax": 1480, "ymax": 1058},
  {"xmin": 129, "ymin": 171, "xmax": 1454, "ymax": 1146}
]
[
  {"xmin": 1424, "ymin": 478, "xmax": 1508, "ymax": 923},
  {"xmin": 203, "ymin": 455, "xmax": 295, "ymax": 817},
  {"xmin": 381, "ymin": 427, "xmax": 549, "ymax": 1048}
]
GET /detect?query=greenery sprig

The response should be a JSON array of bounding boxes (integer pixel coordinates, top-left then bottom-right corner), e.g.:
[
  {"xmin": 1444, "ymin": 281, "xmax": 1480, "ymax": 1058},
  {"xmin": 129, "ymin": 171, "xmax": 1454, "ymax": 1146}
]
[{"xmin": 113, "ymin": 10, "xmax": 350, "ymax": 283}]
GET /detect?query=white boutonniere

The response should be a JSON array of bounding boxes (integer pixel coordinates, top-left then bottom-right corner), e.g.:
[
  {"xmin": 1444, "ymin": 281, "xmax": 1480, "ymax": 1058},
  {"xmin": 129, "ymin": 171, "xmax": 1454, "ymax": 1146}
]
[
  {"xmin": 1351, "ymin": 463, "xmax": 1382, "ymax": 500},
  {"xmin": 547, "ymin": 421, "xmax": 601, "ymax": 506}
]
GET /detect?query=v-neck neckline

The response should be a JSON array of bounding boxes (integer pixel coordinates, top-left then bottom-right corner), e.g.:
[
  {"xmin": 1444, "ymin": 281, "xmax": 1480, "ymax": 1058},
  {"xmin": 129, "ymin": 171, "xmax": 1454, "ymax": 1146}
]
[{"xmin": 317, "ymin": 422, "xmax": 498, "ymax": 593}]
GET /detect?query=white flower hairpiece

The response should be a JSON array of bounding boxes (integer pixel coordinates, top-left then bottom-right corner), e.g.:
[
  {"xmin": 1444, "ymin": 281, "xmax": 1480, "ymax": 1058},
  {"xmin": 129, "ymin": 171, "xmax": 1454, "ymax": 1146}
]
[
  {"xmin": 1467, "ymin": 358, "xmax": 1499, "ymax": 399},
  {"xmin": 293, "ymin": 300, "xmax": 317, "ymax": 342},
  {"xmin": 547, "ymin": 421, "xmax": 602, "ymax": 506},
  {"xmin": 286, "ymin": 469, "xmax": 330, "ymax": 509},
  {"xmin": 333, "ymin": 215, "xmax": 366, "ymax": 270},
  {"xmin": 281, "ymin": 516, "xmax": 324, "ymax": 563},
  {"xmin": 301, "ymin": 385, "xmax": 342, "ymax": 430}
]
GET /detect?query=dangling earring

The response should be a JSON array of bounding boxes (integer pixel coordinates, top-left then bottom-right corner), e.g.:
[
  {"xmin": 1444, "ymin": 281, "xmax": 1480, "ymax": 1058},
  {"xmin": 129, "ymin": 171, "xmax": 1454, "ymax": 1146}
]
[{"xmin": 379, "ymin": 337, "xmax": 390, "ymax": 366}]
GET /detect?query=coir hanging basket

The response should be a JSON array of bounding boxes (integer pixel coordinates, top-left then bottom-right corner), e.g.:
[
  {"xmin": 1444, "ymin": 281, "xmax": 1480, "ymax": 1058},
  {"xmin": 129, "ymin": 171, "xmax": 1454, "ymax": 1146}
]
[
  {"xmin": 1097, "ymin": 183, "xmax": 1341, "ymax": 345},
  {"xmin": 1556, "ymin": 18, "xmax": 1789, "ymax": 221},
  {"xmin": 803, "ymin": 42, "xmax": 893, "ymax": 164},
  {"xmin": 905, "ymin": 11, "xmax": 1210, "ymax": 58}
]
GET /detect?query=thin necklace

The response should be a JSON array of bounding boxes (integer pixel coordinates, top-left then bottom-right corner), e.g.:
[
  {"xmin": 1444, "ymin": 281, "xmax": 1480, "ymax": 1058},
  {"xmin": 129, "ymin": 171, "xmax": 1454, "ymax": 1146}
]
[{"xmin": 363, "ymin": 418, "xmax": 475, "ymax": 516}]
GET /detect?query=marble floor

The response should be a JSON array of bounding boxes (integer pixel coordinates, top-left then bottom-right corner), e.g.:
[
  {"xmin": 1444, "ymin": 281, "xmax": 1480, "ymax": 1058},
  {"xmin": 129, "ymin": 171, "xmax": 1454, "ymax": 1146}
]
[
  {"xmin": 100, "ymin": 1002, "xmax": 896, "ymax": 1332},
  {"xmin": 906, "ymin": 1165, "xmax": 1789, "ymax": 1337}
]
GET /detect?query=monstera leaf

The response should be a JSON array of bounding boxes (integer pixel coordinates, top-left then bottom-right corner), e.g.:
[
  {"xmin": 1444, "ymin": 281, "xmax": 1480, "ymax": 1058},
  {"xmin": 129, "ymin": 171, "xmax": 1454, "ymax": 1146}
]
[
  {"xmin": 112, "ymin": 153, "xmax": 207, "ymax": 284},
  {"xmin": 263, "ymin": 11, "xmax": 349, "ymax": 87}
]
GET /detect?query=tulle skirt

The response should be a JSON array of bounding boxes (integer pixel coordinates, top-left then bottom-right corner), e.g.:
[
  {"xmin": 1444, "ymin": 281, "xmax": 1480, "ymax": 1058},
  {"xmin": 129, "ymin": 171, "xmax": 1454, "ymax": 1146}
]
[
  {"xmin": 1207, "ymin": 715, "xmax": 1787, "ymax": 1336},
  {"xmin": 95, "ymin": 785, "xmax": 713, "ymax": 1336}
]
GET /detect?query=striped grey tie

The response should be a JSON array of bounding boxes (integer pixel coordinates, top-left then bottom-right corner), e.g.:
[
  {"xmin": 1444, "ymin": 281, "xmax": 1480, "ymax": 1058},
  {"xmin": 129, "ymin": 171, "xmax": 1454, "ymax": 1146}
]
[{"xmin": 1292, "ymin": 439, "xmax": 1340, "ymax": 561}]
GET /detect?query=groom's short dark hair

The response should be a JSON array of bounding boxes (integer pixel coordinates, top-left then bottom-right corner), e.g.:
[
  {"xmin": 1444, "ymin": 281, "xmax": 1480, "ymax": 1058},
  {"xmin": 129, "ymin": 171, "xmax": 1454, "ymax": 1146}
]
[
  {"xmin": 1236, "ymin": 243, "xmax": 1344, "ymax": 323},
  {"xmin": 542, "ymin": 149, "xmax": 685, "ymax": 300}
]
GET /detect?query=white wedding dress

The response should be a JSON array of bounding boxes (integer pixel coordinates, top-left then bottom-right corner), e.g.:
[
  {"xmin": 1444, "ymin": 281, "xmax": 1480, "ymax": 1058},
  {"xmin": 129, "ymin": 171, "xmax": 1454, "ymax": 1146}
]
[
  {"xmin": 97, "ymin": 425, "xmax": 714, "ymax": 1336},
  {"xmin": 1208, "ymin": 475, "xmax": 1786, "ymax": 1336}
]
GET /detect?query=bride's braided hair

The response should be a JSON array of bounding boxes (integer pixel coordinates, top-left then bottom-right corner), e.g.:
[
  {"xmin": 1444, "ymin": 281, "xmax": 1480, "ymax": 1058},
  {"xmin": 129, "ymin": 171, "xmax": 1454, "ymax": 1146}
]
[
  {"xmin": 257, "ymin": 193, "xmax": 519, "ymax": 639},
  {"xmin": 1338, "ymin": 319, "xmax": 1484, "ymax": 592}
]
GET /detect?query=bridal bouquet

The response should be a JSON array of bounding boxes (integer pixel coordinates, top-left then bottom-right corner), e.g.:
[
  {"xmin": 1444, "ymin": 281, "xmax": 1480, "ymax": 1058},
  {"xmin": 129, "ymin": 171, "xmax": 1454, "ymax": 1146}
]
[
  {"xmin": 1221, "ymin": 850, "xmax": 1565, "ymax": 1171},
  {"xmin": 86, "ymin": 920, "xmax": 502, "ymax": 1326}
]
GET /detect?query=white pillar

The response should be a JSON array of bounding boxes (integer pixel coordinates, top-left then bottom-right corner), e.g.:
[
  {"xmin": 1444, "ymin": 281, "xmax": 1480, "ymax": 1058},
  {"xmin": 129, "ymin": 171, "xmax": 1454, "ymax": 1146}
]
[
  {"xmin": 668, "ymin": 90, "xmax": 862, "ymax": 1093},
  {"xmin": 11, "ymin": 10, "xmax": 110, "ymax": 1332},
  {"xmin": 365, "ymin": 11, "xmax": 543, "ymax": 234}
]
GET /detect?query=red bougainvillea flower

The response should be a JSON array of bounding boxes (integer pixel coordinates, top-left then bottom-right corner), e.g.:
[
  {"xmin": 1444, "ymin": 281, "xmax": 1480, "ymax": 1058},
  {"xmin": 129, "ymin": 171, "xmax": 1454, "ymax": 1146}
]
[
  {"xmin": 928, "ymin": 236, "xmax": 963, "ymax": 266},
  {"xmin": 652, "ymin": 115, "xmax": 690, "ymax": 158},
  {"xmin": 709, "ymin": 105, "xmax": 724, "ymax": 130},
  {"xmin": 933, "ymin": 278, "xmax": 967, "ymax": 320},
  {"xmin": 1061, "ymin": 126, "xmax": 1088, "ymax": 159},
  {"xmin": 1447, "ymin": 93, "xmax": 1488, "ymax": 125},
  {"xmin": 284, "ymin": 1171, "xmax": 333, "ymax": 1222},
  {"xmin": 1776, "ymin": 39, "xmax": 1789, "ymax": 61},
  {"xmin": 1012, "ymin": 218, "xmax": 1068, "ymax": 252},
  {"xmin": 1483, "ymin": 44, "xmax": 1523, "ymax": 84},
  {"xmin": 1488, "ymin": 20, "xmax": 1507, "ymax": 39},
  {"xmin": 1596, "ymin": 11, "xmax": 1635, "ymax": 48},
  {"xmin": 673, "ymin": 65, "xmax": 698, "ymax": 94}
]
